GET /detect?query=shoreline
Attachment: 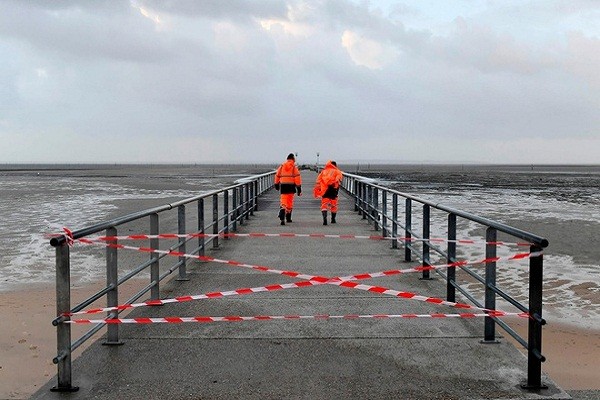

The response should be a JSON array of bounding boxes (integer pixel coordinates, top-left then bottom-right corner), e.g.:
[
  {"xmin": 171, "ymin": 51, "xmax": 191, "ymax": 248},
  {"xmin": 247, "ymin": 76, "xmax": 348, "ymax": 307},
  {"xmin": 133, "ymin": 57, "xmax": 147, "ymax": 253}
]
[{"xmin": 0, "ymin": 284, "xmax": 599, "ymax": 399}]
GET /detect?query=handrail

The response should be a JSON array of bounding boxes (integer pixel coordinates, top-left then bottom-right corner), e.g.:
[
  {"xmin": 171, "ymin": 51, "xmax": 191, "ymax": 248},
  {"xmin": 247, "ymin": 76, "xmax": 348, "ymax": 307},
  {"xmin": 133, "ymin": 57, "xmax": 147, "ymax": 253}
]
[
  {"xmin": 50, "ymin": 170, "xmax": 276, "ymax": 247},
  {"xmin": 49, "ymin": 170, "xmax": 276, "ymax": 392},
  {"xmin": 342, "ymin": 172, "xmax": 548, "ymax": 247},
  {"xmin": 340, "ymin": 171, "xmax": 548, "ymax": 390}
]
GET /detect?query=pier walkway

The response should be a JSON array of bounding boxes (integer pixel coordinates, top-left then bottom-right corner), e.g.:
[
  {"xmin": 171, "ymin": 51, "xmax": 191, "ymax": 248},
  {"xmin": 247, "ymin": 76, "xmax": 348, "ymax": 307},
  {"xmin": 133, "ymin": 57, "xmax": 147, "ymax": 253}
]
[{"xmin": 34, "ymin": 171, "xmax": 569, "ymax": 399}]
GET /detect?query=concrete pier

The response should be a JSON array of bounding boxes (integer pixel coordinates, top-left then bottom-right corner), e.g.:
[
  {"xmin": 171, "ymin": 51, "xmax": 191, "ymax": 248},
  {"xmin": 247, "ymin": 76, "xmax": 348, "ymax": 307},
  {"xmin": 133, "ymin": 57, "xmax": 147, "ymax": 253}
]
[{"xmin": 33, "ymin": 171, "xmax": 570, "ymax": 399}]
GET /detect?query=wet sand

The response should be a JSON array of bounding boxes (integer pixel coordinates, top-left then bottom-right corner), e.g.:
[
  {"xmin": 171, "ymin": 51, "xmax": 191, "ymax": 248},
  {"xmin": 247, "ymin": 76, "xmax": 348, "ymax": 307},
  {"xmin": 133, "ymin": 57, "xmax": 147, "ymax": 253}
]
[{"xmin": 0, "ymin": 282, "xmax": 144, "ymax": 399}]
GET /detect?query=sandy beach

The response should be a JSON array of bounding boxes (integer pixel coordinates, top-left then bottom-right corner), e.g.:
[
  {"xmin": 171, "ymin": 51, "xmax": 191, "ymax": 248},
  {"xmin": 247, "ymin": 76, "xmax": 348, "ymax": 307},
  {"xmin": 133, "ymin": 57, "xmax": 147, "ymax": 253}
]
[
  {"xmin": 0, "ymin": 282, "xmax": 144, "ymax": 399},
  {"xmin": 0, "ymin": 284, "xmax": 599, "ymax": 399}
]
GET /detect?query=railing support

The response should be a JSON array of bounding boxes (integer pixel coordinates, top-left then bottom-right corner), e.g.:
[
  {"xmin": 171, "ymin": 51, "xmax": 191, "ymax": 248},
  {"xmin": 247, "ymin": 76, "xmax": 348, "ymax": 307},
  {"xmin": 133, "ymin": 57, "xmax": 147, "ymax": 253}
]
[
  {"xmin": 421, "ymin": 204, "xmax": 431, "ymax": 279},
  {"xmin": 150, "ymin": 213, "xmax": 160, "ymax": 300},
  {"xmin": 223, "ymin": 190, "xmax": 230, "ymax": 238},
  {"xmin": 482, "ymin": 227, "xmax": 499, "ymax": 343},
  {"xmin": 245, "ymin": 184, "xmax": 250, "ymax": 220},
  {"xmin": 51, "ymin": 243, "xmax": 78, "ymax": 392},
  {"xmin": 212, "ymin": 194, "xmax": 219, "ymax": 248},
  {"xmin": 522, "ymin": 245, "xmax": 547, "ymax": 390},
  {"xmin": 404, "ymin": 198, "xmax": 412, "ymax": 262},
  {"xmin": 447, "ymin": 213, "xmax": 457, "ymax": 302},
  {"xmin": 198, "ymin": 198, "xmax": 205, "ymax": 256},
  {"xmin": 238, "ymin": 187, "xmax": 244, "ymax": 226},
  {"xmin": 104, "ymin": 226, "xmax": 123, "ymax": 345},
  {"xmin": 250, "ymin": 182, "xmax": 256, "ymax": 214},
  {"xmin": 177, "ymin": 205, "xmax": 189, "ymax": 281},
  {"xmin": 373, "ymin": 188, "xmax": 379, "ymax": 231},
  {"xmin": 392, "ymin": 193, "xmax": 398, "ymax": 249},
  {"xmin": 232, "ymin": 188, "xmax": 238, "ymax": 231},
  {"xmin": 362, "ymin": 183, "xmax": 367, "ymax": 220},
  {"xmin": 381, "ymin": 190, "xmax": 388, "ymax": 237},
  {"xmin": 353, "ymin": 178, "xmax": 359, "ymax": 212}
]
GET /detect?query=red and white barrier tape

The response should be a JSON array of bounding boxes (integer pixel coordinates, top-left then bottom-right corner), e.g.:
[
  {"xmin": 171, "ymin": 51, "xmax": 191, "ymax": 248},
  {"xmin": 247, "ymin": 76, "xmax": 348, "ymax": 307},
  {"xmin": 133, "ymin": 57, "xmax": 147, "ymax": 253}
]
[
  {"xmin": 65, "ymin": 281, "xmax": 325, "ymax": 316},
  {"xmin": 66, "ymin": 311, "xmax": 530, "ymax": 324},
  {"xmin": 79, "ymin": 231, "xmax": 533, "ymax": 248},
  {"xmin": 64, "ymin": 237, "xmax": 539, "ymax": 317}
]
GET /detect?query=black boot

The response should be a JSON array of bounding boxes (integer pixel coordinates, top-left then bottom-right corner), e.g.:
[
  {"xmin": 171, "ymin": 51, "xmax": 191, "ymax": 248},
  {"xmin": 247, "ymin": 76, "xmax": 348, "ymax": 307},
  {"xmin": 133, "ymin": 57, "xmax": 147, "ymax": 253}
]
[
  {"xmin": 331, "ymin": 212, "xmax": 337, "ymax": 224},
  {"xmin": 322, "ymin": 210, "xmax": 328, "ymax": 225},
  {"xmin": 286, "ymin": 211, "xmax": 293, "ymax": 223},
  {"xmin": 278, "ymin": 208, "xmax": 285, "ymax": 225}
]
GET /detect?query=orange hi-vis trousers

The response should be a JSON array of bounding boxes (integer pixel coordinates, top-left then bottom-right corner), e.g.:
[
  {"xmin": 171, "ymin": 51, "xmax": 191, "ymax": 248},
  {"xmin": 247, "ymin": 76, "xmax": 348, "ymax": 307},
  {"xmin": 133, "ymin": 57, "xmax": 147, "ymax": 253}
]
[
  {"xmin": 280, "ymin": 193, "xmax": 295, "ymax": 213},
  {"xmin": 321, "ymin": 198, "xmax": 338, "ymax": 213}
]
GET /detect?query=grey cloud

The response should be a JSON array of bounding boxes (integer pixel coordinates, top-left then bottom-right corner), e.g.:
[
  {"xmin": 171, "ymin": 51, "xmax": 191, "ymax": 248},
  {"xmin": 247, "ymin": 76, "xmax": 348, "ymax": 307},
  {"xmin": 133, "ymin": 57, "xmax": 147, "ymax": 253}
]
[
  {"xmin": 138, "ymin": 0, "xmax": 287, "ymax": 20},
  {"xmin": 0, "ymin": 2, "xmax": 175, "ymax": 63},
  {"xmin": 0, "ymin": 0, "xmax": 597, "ymax": 164}
]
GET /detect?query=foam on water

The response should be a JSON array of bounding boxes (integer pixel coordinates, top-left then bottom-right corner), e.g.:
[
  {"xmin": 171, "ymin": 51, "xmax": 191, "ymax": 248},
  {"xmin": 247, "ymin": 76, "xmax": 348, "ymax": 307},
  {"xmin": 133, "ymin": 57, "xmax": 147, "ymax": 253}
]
[
  {"xmin": 379, "ymin": 168, "xmax": 600, "ymax": 331},
  {"xmin": 0, "ymin": 173, "xmax": 218, "ymax": 291}
]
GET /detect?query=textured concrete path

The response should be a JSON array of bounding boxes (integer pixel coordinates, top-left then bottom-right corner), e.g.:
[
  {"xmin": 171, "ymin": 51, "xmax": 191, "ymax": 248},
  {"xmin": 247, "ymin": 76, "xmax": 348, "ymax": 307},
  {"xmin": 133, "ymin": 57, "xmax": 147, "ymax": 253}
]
[{"xmin": 33, "ymin": 171, "xmax": 570, "ymax": 399}]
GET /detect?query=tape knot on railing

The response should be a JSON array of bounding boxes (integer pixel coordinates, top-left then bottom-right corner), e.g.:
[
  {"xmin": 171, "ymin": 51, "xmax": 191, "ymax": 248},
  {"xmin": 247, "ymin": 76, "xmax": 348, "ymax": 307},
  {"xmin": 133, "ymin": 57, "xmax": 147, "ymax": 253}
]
[{"xmin": 63, "ymin": 227, "xmax": 74, "ymax": 247}]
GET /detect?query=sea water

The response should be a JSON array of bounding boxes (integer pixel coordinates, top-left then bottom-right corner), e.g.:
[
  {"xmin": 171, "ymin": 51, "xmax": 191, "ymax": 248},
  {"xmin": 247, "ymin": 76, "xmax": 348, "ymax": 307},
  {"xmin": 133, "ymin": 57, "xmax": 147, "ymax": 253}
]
[
  {"xmin": 1, "ymin": 164, "xmax": 598, "ymax": 329},
  {"xmin": 0, "ymin": 164, "xmax": 270, "ymax": 289},
  {"xmin": 356, "ymin": 164, "xmax": 600, "ymax": 330}
]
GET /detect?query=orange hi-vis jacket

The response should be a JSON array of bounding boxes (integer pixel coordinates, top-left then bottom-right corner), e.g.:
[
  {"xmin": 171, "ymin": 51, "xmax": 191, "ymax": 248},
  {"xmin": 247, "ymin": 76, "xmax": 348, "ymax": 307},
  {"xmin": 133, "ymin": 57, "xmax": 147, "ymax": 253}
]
[
  {"xmin": 314, "ymin": 161, "xmax": 343, "ymax": 199},
  {"xmin": 275, "ymin": 159, "xmax": 302, "ymax": 194}
]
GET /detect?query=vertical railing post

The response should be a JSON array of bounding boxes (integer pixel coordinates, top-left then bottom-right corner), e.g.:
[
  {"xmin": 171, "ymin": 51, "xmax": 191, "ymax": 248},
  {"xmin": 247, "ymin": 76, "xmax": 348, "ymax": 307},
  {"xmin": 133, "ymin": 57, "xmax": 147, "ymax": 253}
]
[
  {"xmin": 421, "ymin": 204, "xmax": 431, "ymax": 279},
  {"xmin": 362, "ymin": 184, "xmax": 367, "ymax": 220},
  {"xmin": 198, "ymin": 198, "xmax": 205, "ymax": 257},
  {"xmin": 104, "ymin": 226, "xmax": 123, "ymax": 345},
  {"xmin": 482, "ymin": 227, "xmax": 498, "ymax": 343},
  {"xmin": 177, "ymin": 205, "xmax": 188, "ymax": 281},
  {"xmin": 366, "ymin": 185, "xmax": 371, "ymax": 222},
  {"xmin": 232, "ymin": 187, "xmax": 238, "ymax": 231},
  {"xmin": 447, "ymin": 214, "xmax": 457, "ymax": 302},
  {"xmin": 357, "ymin": 182, "xmax": 363, "ymax": 217},
  {"xmin": 353, "ymin": 178, "xmax": 359, "ymax": 212},
  {"xmin": 223, "ymin": 190, "xmax": 230, "ymax": 238},
  {"xmin": 245, "ymin": 184, "xmax": 250, "ymax": 221},
  {"xmin": 252, "ymin": 181, "xmax": 258, "ymax": 212},
  {"xmin": 392, "ymin": 193, "xmax": 398, "ymax": 249},
  {"xmin": 212, "ymin": 193, "xmax": 219, "ymax": 249},
  {"xmin": 372, "ymin": 188, "xmax": 379, "ymax": 230},
  {"xmin": 404, "ymin": 199, "xmax": 412, "ymax": 262},
  {"xmin": 51, "ymin": 243, "xmax": 78, "ymax": 392},
  {"xmin": 522, "ymin": 244, "xmax": 546, "ymax": 390},
  {"xmin": 373, "ymin": 188, "xmax": 380, "ymax": 231},
  {"xmin": 150, "ymin": 213, "xmax": 160, "ymax": 300},
  {"xmin": 381, "ymin": 190, "xmax": 387, "ymax": 237},
  {"xmin": 239, "ymin": 187, "xmax": 244, "ymax": 226}
]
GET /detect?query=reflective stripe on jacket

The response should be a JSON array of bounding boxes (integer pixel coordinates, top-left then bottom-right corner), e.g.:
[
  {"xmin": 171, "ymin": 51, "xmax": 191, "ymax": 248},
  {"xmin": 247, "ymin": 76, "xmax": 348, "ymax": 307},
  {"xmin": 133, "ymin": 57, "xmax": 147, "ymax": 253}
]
[{"xmin": 275, "ymin": 160, "xmax": 302, "ymax": 194}]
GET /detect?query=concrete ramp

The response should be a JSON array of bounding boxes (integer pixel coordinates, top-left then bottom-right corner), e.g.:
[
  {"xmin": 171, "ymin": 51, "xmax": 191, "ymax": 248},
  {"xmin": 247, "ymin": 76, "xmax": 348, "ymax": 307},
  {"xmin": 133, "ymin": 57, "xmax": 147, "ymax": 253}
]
[{"xmin": 33, "ymin": 171, "xmax": 570, "ymax": 399}]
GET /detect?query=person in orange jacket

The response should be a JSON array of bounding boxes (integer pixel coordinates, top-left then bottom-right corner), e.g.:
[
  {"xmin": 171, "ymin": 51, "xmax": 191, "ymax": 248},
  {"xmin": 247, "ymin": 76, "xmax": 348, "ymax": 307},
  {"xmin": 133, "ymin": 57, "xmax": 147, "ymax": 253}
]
[
  {"xmin": 313, "ymin": 160, "xmax": 343, "ymax": 225},
  {"xmin": 274, "ymin": 153, "xmax": 302, "ymax": 225}
]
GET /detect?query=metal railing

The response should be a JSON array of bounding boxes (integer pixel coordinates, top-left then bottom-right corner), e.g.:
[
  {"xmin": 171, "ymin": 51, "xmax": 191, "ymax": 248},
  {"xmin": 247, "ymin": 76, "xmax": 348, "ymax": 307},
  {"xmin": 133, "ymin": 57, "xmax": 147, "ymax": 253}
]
[
  {"xmin": 49, "ymin": 170, "xmax": 275, "ymax": 392},
  {"xmin": 341, "ymin": 172, "xmax": 549, "ymax": 391}
]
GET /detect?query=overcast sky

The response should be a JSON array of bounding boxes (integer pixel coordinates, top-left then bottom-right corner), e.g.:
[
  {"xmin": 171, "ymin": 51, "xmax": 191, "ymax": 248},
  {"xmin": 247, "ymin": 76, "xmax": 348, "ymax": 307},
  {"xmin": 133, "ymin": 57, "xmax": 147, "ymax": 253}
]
[{"xmin": 0, "ymin": 0, "xmax": 598, "ymax": 164}]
